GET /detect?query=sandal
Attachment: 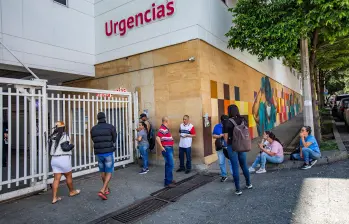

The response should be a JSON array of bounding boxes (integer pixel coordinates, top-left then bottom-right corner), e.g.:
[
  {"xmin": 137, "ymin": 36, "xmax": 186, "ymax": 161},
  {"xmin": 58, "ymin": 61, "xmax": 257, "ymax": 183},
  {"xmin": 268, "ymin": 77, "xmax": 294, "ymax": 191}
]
[
  {"xmin": 69, "ymin": 189, "xmax": 81, "ymax": 197},
  {"xmin": 105, "ymin": 188, "xmax": 110, "ymax": 195},
  {"xmin": 52, "ymin": 197, "xmax": 62, "ymax": 204},
  {"xmin": 98, "ymin": 192, "xmax": 108, "ymax": 200}
]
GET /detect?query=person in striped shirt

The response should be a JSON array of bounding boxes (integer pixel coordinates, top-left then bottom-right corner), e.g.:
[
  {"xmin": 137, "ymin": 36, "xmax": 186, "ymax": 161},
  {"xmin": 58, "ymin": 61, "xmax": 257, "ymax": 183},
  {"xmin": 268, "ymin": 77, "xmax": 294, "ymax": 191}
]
[{"xmin": 156, "ymin": 116, "xmax": 176, "ymax": 188}]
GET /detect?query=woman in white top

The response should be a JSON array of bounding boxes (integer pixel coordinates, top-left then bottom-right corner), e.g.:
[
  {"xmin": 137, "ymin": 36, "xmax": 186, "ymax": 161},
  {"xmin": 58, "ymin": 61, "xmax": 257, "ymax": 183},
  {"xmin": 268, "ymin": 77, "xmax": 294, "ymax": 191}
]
[{"xmin": 50, "ymin": 121, "xmax": 80, "ymax": 204}]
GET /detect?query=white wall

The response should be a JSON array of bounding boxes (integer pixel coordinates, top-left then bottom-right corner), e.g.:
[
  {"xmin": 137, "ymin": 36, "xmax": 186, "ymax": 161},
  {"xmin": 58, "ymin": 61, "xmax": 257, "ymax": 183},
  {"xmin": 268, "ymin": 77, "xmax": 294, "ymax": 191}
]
[
  {"xmin": 197, "ymin": 0, "xmax": 301, "ymax": 93},
  {"xmin": 95, "ymin": 0, "xmax": 301, "ymax": 93},
  {"xmin": 0, "ymin": 0, "xmax": 301, "ymax": 93},
  {"xmin": 0, "ymin": 0, "xmax": 95, "ymax": 76},
  {"xmin": 95, "ymin": 0, "xmax": 201, "ymax": 64}
]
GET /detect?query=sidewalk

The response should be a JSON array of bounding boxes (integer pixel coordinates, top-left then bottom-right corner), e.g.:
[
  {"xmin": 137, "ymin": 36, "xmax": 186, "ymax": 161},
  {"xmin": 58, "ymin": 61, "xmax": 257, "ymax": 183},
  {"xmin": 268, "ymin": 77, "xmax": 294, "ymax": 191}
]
[
  {"xmin": 206, "ymin": 113, "xmax": 304, "ymax": 173},
  {"xmin": 0, "ymin": 165, "xmax": 195, "ymax": 224}
]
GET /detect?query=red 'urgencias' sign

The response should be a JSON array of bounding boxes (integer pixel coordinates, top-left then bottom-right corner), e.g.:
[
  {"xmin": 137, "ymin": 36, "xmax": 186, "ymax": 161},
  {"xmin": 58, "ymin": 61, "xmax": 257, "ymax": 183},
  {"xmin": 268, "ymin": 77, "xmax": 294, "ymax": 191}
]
[{"xmin": 105, "ymin": 1, "xmax": 175, "ymax": 37}]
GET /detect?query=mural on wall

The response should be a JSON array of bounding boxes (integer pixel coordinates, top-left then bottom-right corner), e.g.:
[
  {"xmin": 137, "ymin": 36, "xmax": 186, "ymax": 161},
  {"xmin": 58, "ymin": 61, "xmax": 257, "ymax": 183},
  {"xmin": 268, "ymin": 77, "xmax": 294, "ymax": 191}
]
[
  {"xmin": 252, "ymin": 77, "xmax": 277, "ymax": 136},
  {"xmin": 210, "ymin": 76, "xmax": 302, "ymax": 140}
]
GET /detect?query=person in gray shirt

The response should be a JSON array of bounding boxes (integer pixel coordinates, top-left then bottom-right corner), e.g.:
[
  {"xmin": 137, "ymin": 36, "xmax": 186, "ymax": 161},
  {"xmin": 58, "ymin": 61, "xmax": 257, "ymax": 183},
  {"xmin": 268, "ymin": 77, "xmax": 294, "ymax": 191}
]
[{"xmin": 136, "ymin": 122, "xmax": 149, "ymax": 174}]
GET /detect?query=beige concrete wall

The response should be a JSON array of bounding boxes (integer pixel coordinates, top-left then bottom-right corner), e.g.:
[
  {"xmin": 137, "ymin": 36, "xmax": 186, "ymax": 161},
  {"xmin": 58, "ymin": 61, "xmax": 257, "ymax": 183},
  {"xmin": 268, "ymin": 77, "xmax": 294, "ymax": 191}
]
[
  {"xmin": 65, "ymin": 39, "xmax": 302, "ymax": 166},
  {"xmin": 66, "ymin": 40, "xmax": 205, "ymax": 164}
]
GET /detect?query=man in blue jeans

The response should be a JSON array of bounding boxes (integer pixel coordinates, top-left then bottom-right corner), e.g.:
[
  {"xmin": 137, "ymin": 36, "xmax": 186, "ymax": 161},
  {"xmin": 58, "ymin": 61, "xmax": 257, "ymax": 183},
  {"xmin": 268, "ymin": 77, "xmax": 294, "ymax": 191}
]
[
  {"xmin": 177, "ymin": 115, "xmax": 196, "ymax": 174},
  {"xmin": 212, "ymin": 115, "xmax": 233, "ymax": 182},
  {"xmin": 156, "ymin": 116, "xmax": 176, "ymax": 188},
  {"xmin": 91, "ymin": 112, "xmax": 117, "ymax": 200}
]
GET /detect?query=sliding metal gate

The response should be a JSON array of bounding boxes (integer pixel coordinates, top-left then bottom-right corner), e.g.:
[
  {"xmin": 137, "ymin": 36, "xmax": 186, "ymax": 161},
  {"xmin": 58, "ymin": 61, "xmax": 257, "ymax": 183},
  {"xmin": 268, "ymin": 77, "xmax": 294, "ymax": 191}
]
[{"xmin": 0, "ymin": 78, "xmax": 137, "ymax": 201}]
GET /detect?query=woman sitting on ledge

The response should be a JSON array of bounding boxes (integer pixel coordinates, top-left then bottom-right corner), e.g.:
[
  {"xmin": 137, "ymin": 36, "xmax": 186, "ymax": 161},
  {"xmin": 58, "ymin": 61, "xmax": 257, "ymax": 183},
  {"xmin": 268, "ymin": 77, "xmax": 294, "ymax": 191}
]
[
  {"xmin": 249, "ymin": 131, "xmax": 284, "ymax": 174},
  {"xmin": 291, "ymin": 126, "xmax": 321, "ymax": 170}
]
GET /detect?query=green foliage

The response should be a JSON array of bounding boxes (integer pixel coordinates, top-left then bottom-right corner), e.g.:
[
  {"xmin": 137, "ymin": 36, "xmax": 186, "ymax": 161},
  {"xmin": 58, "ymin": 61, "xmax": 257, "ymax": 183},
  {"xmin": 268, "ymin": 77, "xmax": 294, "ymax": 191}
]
[
  {"xmin": 226, "ymin": 0, "xmax": 349, "ymax": 62},
  {"xmin": 319, "ymin": 139, "xmax": 339, "ymax": 151},
  {"xmin": 326, "ymin": 73, "xmax": 346, "ymax": 94}
]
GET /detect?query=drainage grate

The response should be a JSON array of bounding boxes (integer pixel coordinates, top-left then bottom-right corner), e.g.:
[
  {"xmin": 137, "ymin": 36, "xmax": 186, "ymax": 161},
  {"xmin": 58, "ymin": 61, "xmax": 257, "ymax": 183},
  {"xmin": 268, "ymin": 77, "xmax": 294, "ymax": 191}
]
[
  {"xmin": 111, "ymin": 198, "xmax": 168, "ymax": 223},
  {"xmin": 151, "ymin": 174, "xmax": 217, "ymax": 202},
  {"xmin": 91, "ymin": 174, "xmax": 217, "ymax": 224}
]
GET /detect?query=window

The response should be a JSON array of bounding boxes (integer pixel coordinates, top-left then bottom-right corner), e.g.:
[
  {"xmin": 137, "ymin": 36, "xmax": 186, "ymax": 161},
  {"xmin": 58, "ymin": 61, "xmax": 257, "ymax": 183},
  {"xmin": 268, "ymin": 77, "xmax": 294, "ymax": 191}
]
[{"xmin": 53, "ymin": 0, "xmax": 67, "ymax": 6}]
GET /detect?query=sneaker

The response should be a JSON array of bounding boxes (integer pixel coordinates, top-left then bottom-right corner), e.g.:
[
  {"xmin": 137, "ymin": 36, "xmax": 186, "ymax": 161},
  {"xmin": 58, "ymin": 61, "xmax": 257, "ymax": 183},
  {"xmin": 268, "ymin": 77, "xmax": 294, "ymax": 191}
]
[
  {"xmin": 221, "ymin": 177, "xmax": 228, "ymax": 182},
  {"xmin": 246, "ymin": 184, "xmax": 253, "ymax": 189},
  {"xmin": 256, "ymin": 164, "xmax": 261, "ymax": 168},
  {"xmin": 185, "ymin": 170, "xmax": 191, "ymax": 174},
  {"xmin": 235, "ymin": 190, "xmax": 242, "ymax": 195},
  {"xmin": 139, "ymin": 169, "xmax": 148, "ymax": 174},
  {"xmin": 310, "ymin": 160, "xmax": 318, "ymax": 167},
  {"xmin": 176, "ymin": 168, "xmax": 185, "ymax": 172},
  {"xmin": 256, "ymin": 168, "xmax": 267, "ymax": 174},
  {"xmin": 301, "ymin": 164, "xmax": 311, "ymax": 170},
  {"xmin": 248, "ymin": 167, "xmax": 256, "ymax": 173}
]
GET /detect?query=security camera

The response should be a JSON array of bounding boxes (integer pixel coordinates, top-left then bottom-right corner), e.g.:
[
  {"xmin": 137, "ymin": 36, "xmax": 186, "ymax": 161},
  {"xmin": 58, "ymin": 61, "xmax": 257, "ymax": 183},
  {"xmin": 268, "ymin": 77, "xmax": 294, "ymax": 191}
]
[{"xmin": 188, "ymin": 56, "xmax": 195, "ymax": 62}]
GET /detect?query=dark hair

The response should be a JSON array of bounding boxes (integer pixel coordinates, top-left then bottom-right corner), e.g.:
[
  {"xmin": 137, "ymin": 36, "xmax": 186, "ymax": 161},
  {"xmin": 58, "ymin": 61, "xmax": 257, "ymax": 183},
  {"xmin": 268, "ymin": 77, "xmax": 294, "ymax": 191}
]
[
  {"xmin": 140, "ymin": 122, "xmax": 148, "ymax": 132},
  {"xmin": 303, "ymin": 126, "xmax": 312, "ymax": 135},
  {"xmin": 53, "ymin": 127, "xmax": 65, "ymax": 149},
  {"xmin": 227, "ymin": 104, "xmax": 241, "ymax": 118},
  {"xmin": 220, "ymin": 114, "xmax": 229, "ymax": 122},
  {"xmin": 265, "ymin": 131, "xmax": 281, "ymax": 144}
]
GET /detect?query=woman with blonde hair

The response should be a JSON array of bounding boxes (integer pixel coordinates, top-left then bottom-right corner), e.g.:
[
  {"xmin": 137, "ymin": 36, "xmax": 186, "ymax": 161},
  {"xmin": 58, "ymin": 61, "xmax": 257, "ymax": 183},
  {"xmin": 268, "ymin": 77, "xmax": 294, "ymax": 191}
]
[{"xmin": 50, "ymin": 121, "xmax": 80, "ymax": 204}]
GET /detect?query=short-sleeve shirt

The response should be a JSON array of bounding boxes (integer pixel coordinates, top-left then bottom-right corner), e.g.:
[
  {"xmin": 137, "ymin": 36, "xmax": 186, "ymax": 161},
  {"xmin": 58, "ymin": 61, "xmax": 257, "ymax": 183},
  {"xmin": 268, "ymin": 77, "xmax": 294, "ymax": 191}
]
[
  {"xmin": 212, "ymin": 123, "xmax": 226, "ymax": 147},
  {"xmin": 300, "ymin": 135, "xmax": 320, "ymax": 153},
  {"xmin": 157, "ymin": 124, "xmax": 174, "ymax": 147},
  {"xmin": 270, "ymin": 140, "xmax": 284, "ymax": 157},
  {"xmin": 137, "ymin": 129, "xmax": 149, "ymax": 146},
  {"xmin": 179, "ymin": 123, "xmax": 196, "ymax": 148},
  {"xmin": 222, "ymin": 117, "xmax": 244, "ymax": 145}
]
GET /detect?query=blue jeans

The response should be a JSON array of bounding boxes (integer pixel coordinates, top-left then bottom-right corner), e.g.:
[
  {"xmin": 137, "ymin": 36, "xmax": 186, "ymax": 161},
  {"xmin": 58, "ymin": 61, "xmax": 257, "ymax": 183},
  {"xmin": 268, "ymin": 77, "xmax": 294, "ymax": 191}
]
[
  {"xmin": 217, "ymin": 150, "xmax": 233, "ymax": 177},
  {"xmin": 179, "ymin": 147, "xmax": 192, "ymax": 170},
  {"xmin": 138, "ymin": 144, "xmax": 149, "ymax": 170},
  {"xmin": 292, "ymin": 148, "xmax": 321, "ymax": 164},
  {"xmin": 96, "ymin": 153, "xmax": 114, "ymax": 173},
  {"xmin": 227, "ymin": 145, "xmax": 251, "ymax": 190},
  {"xmin": 161, "ymin": 146, "xmax": 174, "ymax": 186},
  {"xmin": 251, "ymin": 152, "xmax": 284, "ymax": 169}
]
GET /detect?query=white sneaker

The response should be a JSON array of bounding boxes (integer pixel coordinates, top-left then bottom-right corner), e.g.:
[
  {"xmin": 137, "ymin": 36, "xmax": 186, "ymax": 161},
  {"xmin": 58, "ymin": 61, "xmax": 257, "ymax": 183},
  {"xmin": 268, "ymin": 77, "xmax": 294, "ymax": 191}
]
[
  {"xmin": 256, "ymin": 164, "xmax": 261, "ymax": 168},
  {"xmin": 256, "ymin": 168, "xmax": 267, "ymax": 174},
  {"xmin": 248, "ymin": 167, "xmax": 256, "ymax": 173}
]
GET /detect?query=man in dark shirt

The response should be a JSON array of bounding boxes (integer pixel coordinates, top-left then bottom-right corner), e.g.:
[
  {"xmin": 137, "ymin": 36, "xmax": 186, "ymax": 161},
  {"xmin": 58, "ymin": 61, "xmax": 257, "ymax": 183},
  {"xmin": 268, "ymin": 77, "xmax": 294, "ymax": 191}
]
[{"xmin": 91, "ymin": 112, "xmax": 117, "ymax": 200}]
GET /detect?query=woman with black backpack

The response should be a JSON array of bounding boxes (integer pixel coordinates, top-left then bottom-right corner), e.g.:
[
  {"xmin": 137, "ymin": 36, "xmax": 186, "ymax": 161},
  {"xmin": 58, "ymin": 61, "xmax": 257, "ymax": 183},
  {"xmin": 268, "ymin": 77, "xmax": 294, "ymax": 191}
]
[{"xmin": 223, "ymin": 105, "xmax": 252, "ymax": 195}]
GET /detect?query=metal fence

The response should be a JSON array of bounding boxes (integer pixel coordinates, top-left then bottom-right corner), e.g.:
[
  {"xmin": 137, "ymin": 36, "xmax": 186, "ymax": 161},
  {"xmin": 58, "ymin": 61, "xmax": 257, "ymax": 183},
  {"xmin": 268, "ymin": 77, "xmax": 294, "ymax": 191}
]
[{"xmin": 0, "ymin": 78, "xmax": 136, "ymax": 201}]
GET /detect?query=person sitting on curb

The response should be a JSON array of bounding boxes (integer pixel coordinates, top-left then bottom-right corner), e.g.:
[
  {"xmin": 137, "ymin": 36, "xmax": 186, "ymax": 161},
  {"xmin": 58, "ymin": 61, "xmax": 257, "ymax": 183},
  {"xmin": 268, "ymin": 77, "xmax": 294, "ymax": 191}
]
[
  {"xmin": 249, "ymin": 131, "xmax": 284, "ymax": 174},
  {"xmin": 212, "ymin": 115, "xmax": 233, "ymax": 182},
  {"xmin": 291, "ymin": 126, "xmax": 321, "ymax": 170}
]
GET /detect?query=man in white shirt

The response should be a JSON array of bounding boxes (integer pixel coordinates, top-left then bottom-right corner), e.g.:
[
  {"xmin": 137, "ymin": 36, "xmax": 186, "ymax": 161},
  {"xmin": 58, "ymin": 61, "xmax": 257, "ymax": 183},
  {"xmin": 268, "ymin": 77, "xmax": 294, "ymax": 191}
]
[{"xmin": 177, "ymin": 115, "xmax": 196, "ymax": 174}]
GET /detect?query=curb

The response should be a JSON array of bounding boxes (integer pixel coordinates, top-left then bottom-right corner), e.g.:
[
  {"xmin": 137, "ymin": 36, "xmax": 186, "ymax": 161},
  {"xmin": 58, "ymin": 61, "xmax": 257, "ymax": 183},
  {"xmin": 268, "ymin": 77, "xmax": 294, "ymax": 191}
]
[{"xmin": 203, "ymin": 120, "xmax": 349, "ymax": 174}]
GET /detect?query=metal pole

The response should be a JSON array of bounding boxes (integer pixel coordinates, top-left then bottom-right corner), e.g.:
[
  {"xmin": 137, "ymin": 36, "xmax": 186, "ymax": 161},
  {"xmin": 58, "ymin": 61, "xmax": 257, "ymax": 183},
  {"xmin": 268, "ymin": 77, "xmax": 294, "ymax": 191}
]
[
  {"xmin": 0, "ymin": 40, "xmax": 39, "ymax": 79},
  {"xmin": 300, "ymin": 38, "xmax": 314, "ymax": 132}
]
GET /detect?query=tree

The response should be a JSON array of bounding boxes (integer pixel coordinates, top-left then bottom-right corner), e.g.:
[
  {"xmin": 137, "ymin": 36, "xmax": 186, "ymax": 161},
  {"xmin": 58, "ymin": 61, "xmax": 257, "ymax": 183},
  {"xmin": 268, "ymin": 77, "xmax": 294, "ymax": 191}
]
[{"xmin": 226, "ymin": 0, "xmax": 349, "ymax": 142}]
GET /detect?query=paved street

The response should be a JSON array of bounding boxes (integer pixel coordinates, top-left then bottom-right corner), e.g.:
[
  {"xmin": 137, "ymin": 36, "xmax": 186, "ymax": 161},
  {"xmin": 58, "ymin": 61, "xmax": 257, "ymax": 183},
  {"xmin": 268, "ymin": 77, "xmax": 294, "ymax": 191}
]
[{"xmin": 139, "ymin": 160, "xmax": 349, "ymax": 224}]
